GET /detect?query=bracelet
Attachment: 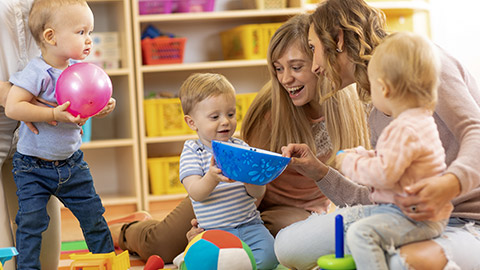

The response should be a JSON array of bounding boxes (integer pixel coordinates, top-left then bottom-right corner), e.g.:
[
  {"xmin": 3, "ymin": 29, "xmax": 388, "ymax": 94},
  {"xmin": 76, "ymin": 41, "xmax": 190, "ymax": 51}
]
[{"xmin": 336, "ymin": 150, "xmax": 344, "ymax": 155}]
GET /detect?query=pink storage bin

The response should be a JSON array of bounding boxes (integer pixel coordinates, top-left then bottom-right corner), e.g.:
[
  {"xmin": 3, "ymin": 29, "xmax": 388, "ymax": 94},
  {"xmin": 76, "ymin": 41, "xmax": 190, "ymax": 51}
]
[
  {"xmin": 139, "ymin": 0, "xmax": 173, "ymax": 14},
  {"xmin": 176, "ymin": 0, "xmax": 214, "ymax": 12}
]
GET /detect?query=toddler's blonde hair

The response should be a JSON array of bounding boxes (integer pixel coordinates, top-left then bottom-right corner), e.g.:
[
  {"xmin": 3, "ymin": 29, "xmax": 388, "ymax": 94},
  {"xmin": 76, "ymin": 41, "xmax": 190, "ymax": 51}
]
[
  {"xmin": 28, "ymin": 0, "xmax": 88, "ymax": 46},
  {"xmin": 179, "ymin": 73, "xmax": 236, "ymax": 115},
  {"xmin": 370, "ymin": 32, "xmax": 440, "ymax": 110}
]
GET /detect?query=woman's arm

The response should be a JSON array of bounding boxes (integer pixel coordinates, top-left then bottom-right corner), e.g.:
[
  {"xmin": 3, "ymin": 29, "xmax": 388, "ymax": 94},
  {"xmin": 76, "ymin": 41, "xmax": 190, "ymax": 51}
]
[
  {"xmin": 282, "ymin": 143, "xmax": 371, "ymax": 206},
  {"xmin": 5, "ymin": 85, "xmax": 80, "ymax": 124},
  {"xmin": 244, "ymin": 183, "xmax": 266, "ymax": 199}
]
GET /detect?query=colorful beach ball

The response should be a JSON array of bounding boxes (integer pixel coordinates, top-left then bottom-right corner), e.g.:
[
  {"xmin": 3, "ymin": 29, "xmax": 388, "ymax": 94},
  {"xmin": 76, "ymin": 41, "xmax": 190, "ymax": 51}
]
[{"xmin": 179, "ymin": 230, "xmax": 257, "ymax": 270}]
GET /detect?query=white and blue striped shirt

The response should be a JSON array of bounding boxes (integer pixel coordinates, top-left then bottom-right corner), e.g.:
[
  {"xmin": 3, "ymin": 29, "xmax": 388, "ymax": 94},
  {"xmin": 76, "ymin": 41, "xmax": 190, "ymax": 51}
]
[{"xmin": 179, "ymin": 138, "xmax": 260, "ymax": 229}]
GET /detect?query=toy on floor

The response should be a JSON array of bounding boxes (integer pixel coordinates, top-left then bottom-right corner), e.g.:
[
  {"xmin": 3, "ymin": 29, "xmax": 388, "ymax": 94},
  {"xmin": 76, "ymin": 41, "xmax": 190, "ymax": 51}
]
[
  {"xmin": 179, "ymin": 230, "xmax": 257, "ymax": 270},
  {"xmin": 69, "ymin": 250, "xmax": 130, "ymax": 270},
  {"xmin": 317, "ymin": 214, "xmax": 356, "ymax": 270},
  {"xmin": 144, "ymin": 255, "xmax": 165, "ymax": 270},
  {"xmin": 56, "ymin": 62, "xmax": 113, "ymax": 118},
  {"xmin": 0, "ymin": 247, "xmax": 18, "ymax": 270}
]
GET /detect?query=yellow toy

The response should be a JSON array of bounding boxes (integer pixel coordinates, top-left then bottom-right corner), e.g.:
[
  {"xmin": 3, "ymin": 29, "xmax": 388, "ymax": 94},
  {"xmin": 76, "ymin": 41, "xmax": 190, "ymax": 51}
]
[
  {"xmin": 0, "ymin": 247, "xmax": 18, "ymax": 270},
  {"xmin": 69, "ymin": 250, "xmax": 130, "ymax": 270}
]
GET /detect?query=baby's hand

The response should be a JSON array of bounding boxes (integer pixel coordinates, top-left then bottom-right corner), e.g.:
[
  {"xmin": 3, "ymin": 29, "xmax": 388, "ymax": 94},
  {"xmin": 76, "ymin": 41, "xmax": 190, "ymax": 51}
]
[
  {"xmin": 53, "ymin": 102, "xmax": 82, "ymax": 124},
  {"xmin": 207, "ymin": 156, "xmax": 235, "ymax": 183},
  {"xmin": 94, "ymin": 97, "xmax": 116, "ymax": 118}
]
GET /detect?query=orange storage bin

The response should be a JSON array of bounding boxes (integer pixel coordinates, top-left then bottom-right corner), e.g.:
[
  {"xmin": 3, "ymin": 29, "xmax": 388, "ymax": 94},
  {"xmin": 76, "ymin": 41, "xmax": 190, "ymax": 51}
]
[
  {"xmin": 141, "ymin": 37, "xmax": 186, "ymax": 65},
  {"xmin": 144, "ymin": 98, "xmax": 193, "ymax": 137},
  {"xmin": 147, "ymin": 156, "xmax": 186, "ymax": 195}
]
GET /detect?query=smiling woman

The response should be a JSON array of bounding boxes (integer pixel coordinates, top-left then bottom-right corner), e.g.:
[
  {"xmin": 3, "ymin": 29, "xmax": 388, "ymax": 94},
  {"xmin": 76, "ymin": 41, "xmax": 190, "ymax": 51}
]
[{"xmin": 241, "ymin": 13, "xmax": 371, "ymax": 235}]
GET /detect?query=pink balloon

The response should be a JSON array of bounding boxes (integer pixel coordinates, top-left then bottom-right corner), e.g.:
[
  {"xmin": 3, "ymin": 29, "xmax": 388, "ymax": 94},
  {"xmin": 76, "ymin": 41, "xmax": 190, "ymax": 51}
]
[{"xmin": 56, "ymin": 62, "xmax": 112, "ymax": 118}]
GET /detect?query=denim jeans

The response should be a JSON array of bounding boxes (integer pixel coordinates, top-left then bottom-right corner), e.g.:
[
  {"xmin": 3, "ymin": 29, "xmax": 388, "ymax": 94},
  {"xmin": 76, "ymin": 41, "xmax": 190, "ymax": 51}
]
[
  {"xmin": 13, "ymin": 150, "xmax": 114, "ymax": 270},
  {"xmin": 221, "ymin": 218, "xmax": 278, "ymax": 270}
]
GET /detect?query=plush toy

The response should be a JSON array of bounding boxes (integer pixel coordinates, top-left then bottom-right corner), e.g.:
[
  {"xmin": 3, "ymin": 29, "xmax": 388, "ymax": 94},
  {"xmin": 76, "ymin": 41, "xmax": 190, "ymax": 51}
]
[{"xmin": 179, "ymin": 230, "xmax": 256, "ymax": 270}]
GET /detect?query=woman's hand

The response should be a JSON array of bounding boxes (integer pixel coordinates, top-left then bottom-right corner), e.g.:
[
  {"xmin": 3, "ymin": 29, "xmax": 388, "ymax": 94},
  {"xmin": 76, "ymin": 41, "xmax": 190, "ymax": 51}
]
[
  {"xmin": 94, "ymin": 97, "xmax": 116, "ymax": 118},
  {"xmin": 0, "ymin": 81, "xmax": 12, "ymax": 107},
  {"xmin": 186, "ymin": 218, "xmax": 204, "ymax": 242},
  {"xmin": 394, "ymin": 173, "xmax": 460, "ymax": 221},
  {"xmin": 281, "ymin": 143, "xmax": 329, "ymax": 181}
]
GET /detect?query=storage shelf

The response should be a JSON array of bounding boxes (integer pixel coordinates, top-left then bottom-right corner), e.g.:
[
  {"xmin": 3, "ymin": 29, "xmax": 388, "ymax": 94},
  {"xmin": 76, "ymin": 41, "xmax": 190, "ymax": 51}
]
[
  {"xmin": 88, "ymin": 0, "xmax": 122, "ymax": 2},
  {"xmin": 145, "ymin": 134, "xmax": 197, "ymax": 144},
  {"xmin": 105, "ymin": 68, "xmax": 131, "ymax": 76},
  {"xmin": 138, "ymin": 8, "xmax": 304, "ymax": 23},
  {"xmin": 60, "ymin": 195, "xmax": 138, "ymax": 208},
  {"xmin": 141, "ymin": 59, "xmax": 267, "ymax": 73},
  {"xmin": 102, "ymin": 195, "xmax": 139, "ymax": 206},
  {"xmin": 305, "ymin": 1, "xmax": 430, "ymax": 12},
  {"xmin": 133, "ymin": 0, "xmax": 431, "ymax": 209},
  {"xmin": 148, "ymin": 193, "xmax": 188, "ymax": 202},
  {"xmin": 80, "ymin": 138, "xmax": 135, "ymax": 149},
  {"xmin": 144, "ymin": 131, "xmax": 240, "ymax": 144}
]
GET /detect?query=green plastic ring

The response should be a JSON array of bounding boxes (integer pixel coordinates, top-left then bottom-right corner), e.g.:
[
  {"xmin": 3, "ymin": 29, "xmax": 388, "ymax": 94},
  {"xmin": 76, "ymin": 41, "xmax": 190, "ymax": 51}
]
[{"xmin": 317, "ymin": 254, "xmax": 356, "ymax": 270}]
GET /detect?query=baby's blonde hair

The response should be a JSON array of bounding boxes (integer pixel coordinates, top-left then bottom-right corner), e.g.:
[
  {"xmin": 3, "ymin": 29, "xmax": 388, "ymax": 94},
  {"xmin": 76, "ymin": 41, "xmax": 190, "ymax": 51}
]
[
  {"xmin": 370, "ymin": 32, "xmax": 440, "ymax": 110},
  {"xmin": 28, "ymin": 0, "xmax": 88, "ymax": 46},
  {"xmin": 179, "ymin": 73, "xmax": 236, "ymax": 115}
]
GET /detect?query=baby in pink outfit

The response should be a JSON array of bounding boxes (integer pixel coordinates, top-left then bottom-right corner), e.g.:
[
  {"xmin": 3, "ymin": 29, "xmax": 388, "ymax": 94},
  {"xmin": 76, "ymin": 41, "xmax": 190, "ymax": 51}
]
[{"xmin": 336, "ymin": 32, "xmax": 453, "ymax": 270}]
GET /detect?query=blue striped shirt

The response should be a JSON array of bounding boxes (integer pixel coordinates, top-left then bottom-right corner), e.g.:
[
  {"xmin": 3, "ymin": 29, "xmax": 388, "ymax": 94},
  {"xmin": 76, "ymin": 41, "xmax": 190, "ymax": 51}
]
[{"xmin": 179, "ymin": 138, "xmax": 260, "ymax": 229}]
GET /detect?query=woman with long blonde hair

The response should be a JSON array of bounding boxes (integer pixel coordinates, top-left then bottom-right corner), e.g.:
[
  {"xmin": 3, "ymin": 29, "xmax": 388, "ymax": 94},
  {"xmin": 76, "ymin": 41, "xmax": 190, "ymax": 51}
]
[
  {"xmin": 241, "ymin": 13, "xmax": 370, "ymax": 236},
  {"xmin": 276, "ymin": 0, "xmax": 480, "ymax": 269}
]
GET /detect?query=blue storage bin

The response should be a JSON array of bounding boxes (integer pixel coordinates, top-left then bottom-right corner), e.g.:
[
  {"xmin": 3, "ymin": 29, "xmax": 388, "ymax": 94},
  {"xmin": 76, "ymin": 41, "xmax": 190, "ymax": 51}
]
[{"xmin": 81, "ymin": 118, "xmax": 92, "ymax": 143}]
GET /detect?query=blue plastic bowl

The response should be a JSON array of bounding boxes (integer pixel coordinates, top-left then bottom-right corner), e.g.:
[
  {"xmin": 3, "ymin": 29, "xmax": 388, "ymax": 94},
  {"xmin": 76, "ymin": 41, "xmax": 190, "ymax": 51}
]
[{"xmin": 212, "ymin": 140, "xmax": 291, "ymax": 185}]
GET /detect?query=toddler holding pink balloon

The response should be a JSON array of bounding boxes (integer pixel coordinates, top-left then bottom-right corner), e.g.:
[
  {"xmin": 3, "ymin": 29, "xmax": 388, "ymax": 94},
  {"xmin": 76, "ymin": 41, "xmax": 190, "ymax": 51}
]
[{"xmin": 4, "ymin": 0, "xmax": 114, "ymax": 268}]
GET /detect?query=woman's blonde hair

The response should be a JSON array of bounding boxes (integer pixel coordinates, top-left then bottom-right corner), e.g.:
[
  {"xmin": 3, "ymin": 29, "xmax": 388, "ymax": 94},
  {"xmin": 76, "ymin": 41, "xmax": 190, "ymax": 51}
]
[
  {"xmin": 29, "ymin": 0, "xmax": 88, "ymax": 46},
  {"xmin": 310, "ymin": 0, "xmax": 388, "ymax": 103},
  {"xmin": 370, "ymin": 32, "xmax": 440, "ymax": 110},
  {"xmin": 242, "ymin": 14, "xmax": 370, "ymax": 165},
  {"xmin": 179, "ymin": 73, "xmax": 236, "ymax": 115}
]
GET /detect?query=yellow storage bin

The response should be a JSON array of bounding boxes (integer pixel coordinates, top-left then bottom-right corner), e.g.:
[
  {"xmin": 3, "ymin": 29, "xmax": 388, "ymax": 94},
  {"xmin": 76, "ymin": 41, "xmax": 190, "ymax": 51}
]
[
  {"xmin": 262, "ymin": 22, "xmax": 283, "ymax": 55},
  {"xmin": 144, "ymin": 98, "xmax": 193, "ymax": 137},
  {"xmin": 236, "ymin": 93, "xmax": 257, "ymax": 130},
  {"xmin": 243, "ymin": 0, "xmax": 287, "ymax": 9},
  {"xmin": 221, "ymin": 23, "xmax": 283, "ymax": 60},
  {"xmin": 148, "ymin": 156, "xmax": 186, "ymax": 195},
  {"xmin": 220, "ymin": 24, "xmax": 264, "ymax": 60}
]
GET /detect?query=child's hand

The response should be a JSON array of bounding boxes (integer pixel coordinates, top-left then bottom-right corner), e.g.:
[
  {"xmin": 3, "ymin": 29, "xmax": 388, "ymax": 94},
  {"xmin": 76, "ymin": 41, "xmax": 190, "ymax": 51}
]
[
  {"xmin": 94, "ymin": 97, "xmax": 116, "ymax": 118},
  {"xmin": 186, "ymin": 218, "xmax": 204, "ymax": 242},
  {"xmin": 206, "ymin": 157, "xmax": 235, "ymax": 183},
  {"xmin": 53, "ymin": 102, "xmax": 82, "ymax": 124}
]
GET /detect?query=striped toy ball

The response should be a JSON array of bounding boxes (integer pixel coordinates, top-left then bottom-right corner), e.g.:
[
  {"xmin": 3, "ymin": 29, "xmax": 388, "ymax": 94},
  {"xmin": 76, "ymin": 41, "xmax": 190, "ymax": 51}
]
[{"xmin": 179, "ymin": 230, "xmax": 256, "ymax": 270}]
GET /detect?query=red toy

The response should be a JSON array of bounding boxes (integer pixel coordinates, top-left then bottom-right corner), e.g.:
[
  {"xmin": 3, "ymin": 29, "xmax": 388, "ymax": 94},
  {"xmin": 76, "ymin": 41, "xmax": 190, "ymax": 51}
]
[{"xmin": 144, "ymin": 255, "xmax": 165, "ymax": 270}]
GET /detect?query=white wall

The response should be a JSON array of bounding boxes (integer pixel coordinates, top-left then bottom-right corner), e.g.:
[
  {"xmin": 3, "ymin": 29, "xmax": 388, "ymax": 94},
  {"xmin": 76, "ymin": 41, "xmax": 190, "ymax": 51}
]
[{"xmin": 430, "ymin": 0, "xmax": 480, "ymax": 81}]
